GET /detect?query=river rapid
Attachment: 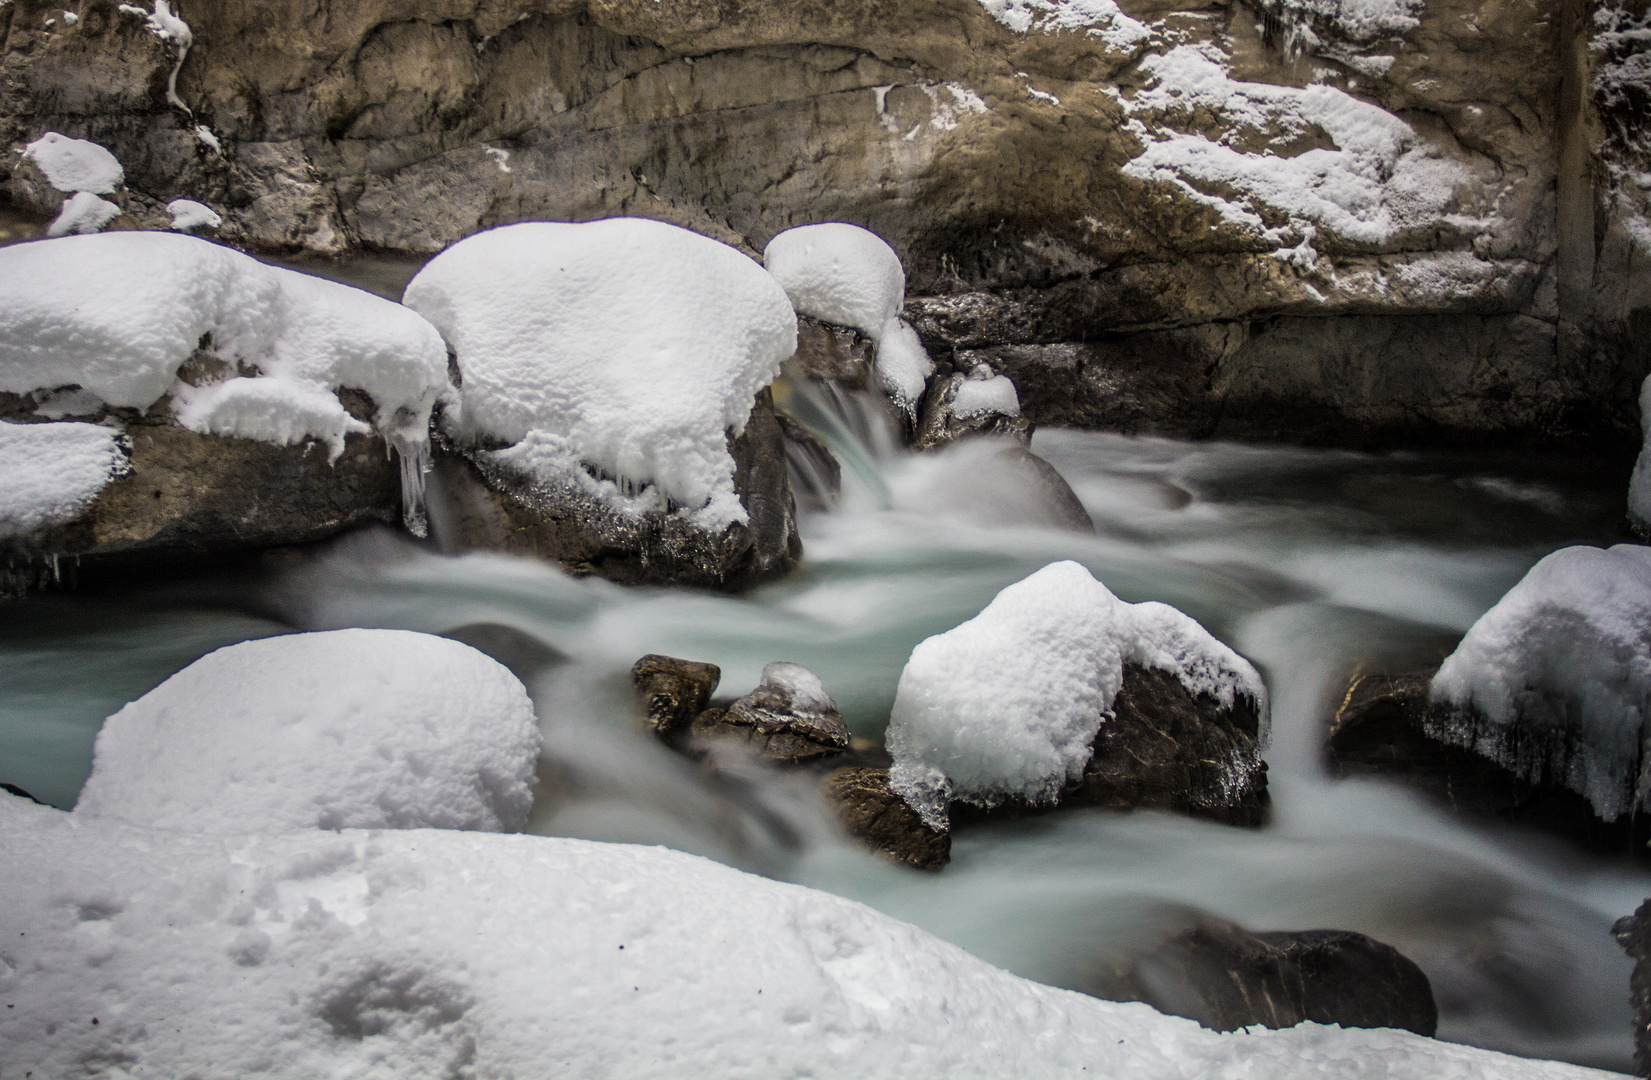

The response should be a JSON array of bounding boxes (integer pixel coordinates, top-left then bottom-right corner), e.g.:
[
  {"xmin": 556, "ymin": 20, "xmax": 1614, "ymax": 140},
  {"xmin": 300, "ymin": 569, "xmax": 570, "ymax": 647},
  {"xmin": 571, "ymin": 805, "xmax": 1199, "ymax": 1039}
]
[{"xmin": 1, "ymin": 250, "xmax": 1645, "ymax": 1073}]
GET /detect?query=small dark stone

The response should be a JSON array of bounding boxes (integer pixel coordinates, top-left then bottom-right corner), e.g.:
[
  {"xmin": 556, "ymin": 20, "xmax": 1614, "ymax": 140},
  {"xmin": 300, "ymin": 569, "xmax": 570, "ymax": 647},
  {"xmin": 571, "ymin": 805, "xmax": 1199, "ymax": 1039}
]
[
  {"xmin": 821, "ymin": 766, "xmax": 950, "ymax": 871},
  {"xmin": 631, "ymin": 655, "xmax": 721, "ymax": 740},
  {"xmin": 1, "ymin": 783, "xmax": 45, "ymax": 805},
  {"xmin": 913, "ymin": 371, "xmax": 1032, "ymax": 451},
  {"xmin": 1613, "ymin": 899, "xmax": 1651, "ymax": 1076}
]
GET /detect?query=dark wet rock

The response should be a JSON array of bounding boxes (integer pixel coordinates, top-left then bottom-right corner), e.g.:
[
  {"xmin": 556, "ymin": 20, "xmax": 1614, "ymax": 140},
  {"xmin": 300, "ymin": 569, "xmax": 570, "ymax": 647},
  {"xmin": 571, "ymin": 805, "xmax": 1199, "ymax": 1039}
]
[
  {"xmin": 630, "ymin": 654, "xmax": 721, "ymax": 741},
  {"xmin": 912, "ymin": 369, "xmax": 1031, "ymax": 452},
  {"xmin": 1328, "ymin": 667, "xmax": 1650, "ymax": 853},
  {"xmin": 1083, "ymin": 916, "xmax": 1438, "ymax": 1036},
  {"xmin": 776, "ymin": 410, "xmax": 841, "ymax": 513},
  {"xmin": 821, "ymin": 766, "xmax": 950, "ymax": 871},
  {"xmin": 900, "ymin": 438, "xmax": 1094, "ymax": 534},
  {"xmin": 441, "ymin": 623, "xmax": 563, "ymax": 682},
  {"xmin": 689, "ymin": 662, "xmax": 851, "ymax": 764},
  {"xmin": 1612, "ymin": 899, "xmax": 1651, "ymax": 1076},
  {"xmin": 429, "ymin": 387, "xmax": 800, "ymax": 591}
]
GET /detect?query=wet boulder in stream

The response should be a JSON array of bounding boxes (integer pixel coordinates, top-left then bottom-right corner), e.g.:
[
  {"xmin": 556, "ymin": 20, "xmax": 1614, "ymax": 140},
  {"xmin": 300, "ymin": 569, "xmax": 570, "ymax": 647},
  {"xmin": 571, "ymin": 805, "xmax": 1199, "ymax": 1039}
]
[{"xmin": 689, "ymin": 661, "xmax": 851, "ymax": 764}]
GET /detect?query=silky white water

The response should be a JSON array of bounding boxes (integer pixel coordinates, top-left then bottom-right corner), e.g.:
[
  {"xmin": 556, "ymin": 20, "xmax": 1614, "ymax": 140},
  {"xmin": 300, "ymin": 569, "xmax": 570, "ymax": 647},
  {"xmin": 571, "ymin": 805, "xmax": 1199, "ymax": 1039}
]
[{"xmin": 1, "ymin": 375, "xmax": 1643, "ymax": 1071}]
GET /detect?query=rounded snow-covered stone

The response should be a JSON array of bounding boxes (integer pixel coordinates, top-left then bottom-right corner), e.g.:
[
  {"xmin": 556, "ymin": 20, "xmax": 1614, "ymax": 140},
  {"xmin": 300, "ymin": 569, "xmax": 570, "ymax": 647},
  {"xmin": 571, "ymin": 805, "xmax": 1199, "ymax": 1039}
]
[
  {"xmin": 0, "ymin": 421, "xmax": 127, "ymax": 538},
  {"xmin": 75, "ymin": 629, "xmax": 540, "ymax": 833},
  {"xmin": 764, "ymin": 223, "xmax": 906, "ymax": 341},
  {"xmin": 22, "ymin": 131, "xmax": 124, "ymax": 194}
]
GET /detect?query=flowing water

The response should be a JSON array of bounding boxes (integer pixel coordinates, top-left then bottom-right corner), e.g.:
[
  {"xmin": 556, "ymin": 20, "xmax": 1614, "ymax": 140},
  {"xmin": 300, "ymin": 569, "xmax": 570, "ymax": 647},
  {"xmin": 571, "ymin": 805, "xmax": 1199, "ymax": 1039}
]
[{"xmin": 2, "ymin": 252, "xmax": 1647, "ymax": 1071}]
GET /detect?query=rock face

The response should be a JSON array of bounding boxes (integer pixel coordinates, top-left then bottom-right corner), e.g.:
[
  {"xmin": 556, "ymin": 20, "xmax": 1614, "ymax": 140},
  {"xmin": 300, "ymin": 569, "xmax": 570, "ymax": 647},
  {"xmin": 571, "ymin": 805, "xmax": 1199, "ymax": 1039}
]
[
  {"xmin": 1083, "ymin": 916, "xmax": 1438, "ymax": 1037},
  {"xmin": 430, "ymin": 388, "xmax": 800, "ymax": 590},
  {"xmin": 3, "ymin": 0, "xmax": 1644, "ymax": 455},
  {"xmin": 1612, "ymin": 898, "xmax": 1651, "ymax": 1076}
]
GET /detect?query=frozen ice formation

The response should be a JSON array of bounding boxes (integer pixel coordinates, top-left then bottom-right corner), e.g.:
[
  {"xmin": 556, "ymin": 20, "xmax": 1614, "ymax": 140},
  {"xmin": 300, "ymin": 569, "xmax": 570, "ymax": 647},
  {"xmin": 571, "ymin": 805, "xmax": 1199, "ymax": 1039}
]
[
  {"xmin": 763, "ymin": 223, "xmax": 936, "ymax": 417},
  {"xmin": 887, "ymin": 561, "xmax": 1265, "ymax": 829},
  {"xmin": 0, "ymin": 421, "xmax": 129, "ymax": 538},
  {"xmin": 0, "ymin": 232, "xmax": 448, "ymax": 534},
  {"xmin": 404, "ymin": 218, "xmax": 798, "ymax": 530},
  {"xmin": 0, "ymin": 793, "xmax": 1602, "ymax": 1079},
  {"xmin": 75, "ymin": 629, "xmax": 540, "ymax": 834},
  {"xmin": 1431, "ymin": 544, "xmax": 1651, "ymax": 821}
]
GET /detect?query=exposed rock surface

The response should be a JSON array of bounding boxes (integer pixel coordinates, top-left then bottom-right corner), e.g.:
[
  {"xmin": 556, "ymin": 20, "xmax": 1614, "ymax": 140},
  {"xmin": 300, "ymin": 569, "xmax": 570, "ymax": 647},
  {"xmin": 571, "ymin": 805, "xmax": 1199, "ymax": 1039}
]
[
  {"xmin": 630, "ymin": 653, "xmax": 722, "ymax": 740},
  {"xmin": 913, "ymin": 367, "xmax": 1031, "ymax": 450},
  {"xmin": 1613, "ymin": 897, "xmax": 1651, "ymax": 1076},
  {"xmin": 1082, "ymin": 915, "xmax": 1439, "ymax": 1036},
  {"xmin": 2, "ymin": 0, "xmax": 1643, "ymax": 454},
  {"xmin": 821, "ymin": 765, "xmax": 951, "ymax": 870},
  {"xmin": 690, "ymin": 661, "xmax": 852, "ymax": 764}
]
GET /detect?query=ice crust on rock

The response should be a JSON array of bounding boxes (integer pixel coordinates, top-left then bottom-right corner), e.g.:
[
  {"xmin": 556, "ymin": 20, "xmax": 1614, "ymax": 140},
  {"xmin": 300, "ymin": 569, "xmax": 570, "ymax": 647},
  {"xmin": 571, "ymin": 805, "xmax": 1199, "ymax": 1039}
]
[
  {"xmin": 404, "ymin": 218, "xmax": 797, "ymax": 530},
  {"xmin": 763, "ymin": 223, "xmax": 935, "ymax": 417},
  {"xmin": 167, "ymin": 197, "xmax": 221, "ymax": 231},
  {"xmin": 1430, "ymin": 544, "xmax": 1651, "ymax": 821},
  {"xmin": 21, "ymin": 131, "xmax": 123, "ymax": 193},
  {"xmin": 0, "ymin": 794, "xmax": 1605, "ymax": 1080},
  {"xmin": 978, "ymin": 0, "xmax": 1153, "ymax": 48},
  {"xmin": 0, "ymin": 421, "xmax": 128, "ymax": 538},
  {"xmin": 887, "ymin": 561, "xmax": 1265, "ymax": 828},
  {"xmin": 0, "ymin": 232, "xmax": 447, "ymax": 533},
  {"xmin": 75, "ymin": 629, "xmax": 540, "ymax": 834},
  {"xmin": 758, "ymin": 660, "xmax": 837, "ymax": 714},
  {"xmin": 45, "ymin": 190, "xmax": 121, "ymax": 237}
]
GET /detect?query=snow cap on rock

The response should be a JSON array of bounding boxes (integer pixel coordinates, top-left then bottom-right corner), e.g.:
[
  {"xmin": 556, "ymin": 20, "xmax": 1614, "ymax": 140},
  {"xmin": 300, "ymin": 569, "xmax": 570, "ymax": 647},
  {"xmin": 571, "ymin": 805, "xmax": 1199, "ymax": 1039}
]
[
  {"xmin": 74, "ymin": 629, "xmax": 541, "ymax": 833},
  {"xmin": 22, "ymin": 131, "xmax": 123, "ymax": 193},
  {"xmin": 403, "ymin": 218, "xmax": 797, "ymax": 529},
  {"xmin": 0, "ymin": 420, "xmax": 128, "ymax": 538},
  {"xmin": 887, "ymin": 561, "xmax": 1263, "ymax": 828}
]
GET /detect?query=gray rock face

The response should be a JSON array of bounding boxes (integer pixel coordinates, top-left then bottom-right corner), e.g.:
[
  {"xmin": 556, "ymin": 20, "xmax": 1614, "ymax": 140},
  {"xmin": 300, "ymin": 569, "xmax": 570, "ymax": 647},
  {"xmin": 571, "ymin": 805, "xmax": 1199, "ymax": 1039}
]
[
  {"xmin": 6, "ymin": 0, "xmax": 1643, "ymax": 455},
  {"xmin": 1613, "ymin": 898, "xmax": 1651, "ymax": 1076}
]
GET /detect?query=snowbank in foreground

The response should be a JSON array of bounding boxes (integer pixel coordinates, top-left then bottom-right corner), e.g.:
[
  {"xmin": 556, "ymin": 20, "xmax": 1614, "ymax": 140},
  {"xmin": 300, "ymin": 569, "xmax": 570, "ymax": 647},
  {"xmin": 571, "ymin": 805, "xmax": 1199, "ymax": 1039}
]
[
  {"xmin": 1431, "ymin": 544, "xmax": 1651, "ymax": 821},
  {"xmin": 887, "ymin": 561, "xmax": 1264, "ymax": 828},
  {"xmin": 404, "ymin": 219, "xmax": 797, "ymax": 529},
  {"xmin": 0, "ymin": 232, "xmax": 447, "ymax": 532},
  {"xmin": 76, "ymin": 629, "xmax": 539, "ymax": 834},
  {"xmin": 763, "ymin": 223, "xmax": 936, "ymax": 416},
  {"xmin": 0, "ymin": 421, "xmax": 128, "ymax": 538},
  {"xmin": 0, "ymin": 796, "xmax": 1605, "ymax": 1080}
]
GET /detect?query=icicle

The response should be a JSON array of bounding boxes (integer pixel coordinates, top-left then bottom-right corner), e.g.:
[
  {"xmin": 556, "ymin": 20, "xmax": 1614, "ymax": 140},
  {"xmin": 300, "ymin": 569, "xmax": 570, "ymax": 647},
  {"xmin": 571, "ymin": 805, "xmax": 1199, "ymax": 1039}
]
[{"xmin": 390, "ymin": 432, "xmax": 431, "ymax": 539}]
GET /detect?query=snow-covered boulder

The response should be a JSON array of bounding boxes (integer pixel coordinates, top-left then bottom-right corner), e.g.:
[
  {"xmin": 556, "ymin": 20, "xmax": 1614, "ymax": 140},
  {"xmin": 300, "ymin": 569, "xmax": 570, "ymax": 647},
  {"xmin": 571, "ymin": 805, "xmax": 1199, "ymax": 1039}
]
[
  {"xmin": 75, "ymin": 629, "xmax": 540, "ymax": 834},
  {"xmin": 0, "ymin": 794, "xmax": 1602, "ymax": 1079},
  {"xmin": 8, "ymin": 132, "xmax": 128, "ymax": 236},
  {"xmin": 764, "ymin": 223, "xmax": 936, "ymax": 420},
  {"xmin": 1429, "ymin": 544, "xmax": 1651, "ymax": 822},
  {"xmin": 888, "ymin": 561, "xmax": 1267, "ymax": 829},
  {"xmin": 691, "ymin": 660, "xmax": 852, "ymax": 764},
  {"xmin": 0, "ymin": 232, "xmax": 448, "ymax": 583},
  {"xmin": 405, "ymin": 219, "xmax": 801, "ymax": 589}
]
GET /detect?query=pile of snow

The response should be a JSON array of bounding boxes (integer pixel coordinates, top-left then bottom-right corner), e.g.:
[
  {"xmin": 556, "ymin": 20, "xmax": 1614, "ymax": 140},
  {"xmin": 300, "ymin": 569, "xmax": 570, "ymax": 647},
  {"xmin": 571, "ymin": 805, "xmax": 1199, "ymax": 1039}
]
[
  {"xmin": 21, "ymin": 131, "xmax": 123, "ymax": 194},
  {"xmin": 0, "ymin": 421, "xmax": 128, "ymax": 538},
  {"xmin": 1631, "ymin": 375, "xmax": 1651, "ymax": 536},
  {"xmin": 0, "ymin": 232, "xmax": 448, "ymax": 534},
  {"xmin": 167, "ymin": 197, "xmax": 221, "ymax": 231},
  {"xmin": 977, "ymin": 0, "xmax": 1152, "ymax": 49},
  {"xmin": 763, "ymin": 223, "xmax": 935, "ymax": 417},
  {"xmin": 404, "ymin": 219, "xmax": 796, "ymax": 530},
  {"xmin": 887, "ymin": 561, "xmax": 1264, "ymax": 828},
  {"xmin": 75, "ymin": 630, "xmax": 540, "ymax": 834},
  {"xmin": 1120, "ymin": 43, "xmax": 1471, "ymax": 252},
  {"xmin": 1430, "ymin": 544, "xmax": 1651, "ymax": 821},
  {"xmin": 0, "ymin": 795, "xmax": 1603, "ymax": 1079}
]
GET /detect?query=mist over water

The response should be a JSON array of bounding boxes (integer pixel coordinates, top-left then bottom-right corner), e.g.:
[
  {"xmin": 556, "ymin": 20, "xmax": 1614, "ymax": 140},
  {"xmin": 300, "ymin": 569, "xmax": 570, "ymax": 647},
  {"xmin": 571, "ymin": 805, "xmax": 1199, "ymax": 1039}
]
[{"xmin": 1, "ymin": 374, "xmax": 1643, "ymax": 1070}]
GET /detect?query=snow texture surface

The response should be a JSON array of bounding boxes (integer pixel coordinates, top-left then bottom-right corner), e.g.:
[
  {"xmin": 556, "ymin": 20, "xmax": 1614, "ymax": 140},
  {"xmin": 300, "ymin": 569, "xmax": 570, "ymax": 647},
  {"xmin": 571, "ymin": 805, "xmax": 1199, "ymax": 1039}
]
[
  {"xmin": 1431, "ymin": 544, "xmax": 1651, "ymax": 821},
  {"xmin": 952, "ymin": 372, "xmax": 1022, "ymax": 418},
  {"xmin": 167, "ymin": 198, "xmax": 221, "ymax": 231},
  {"xmin": 978, "ymin": 0, "xmax": 1153, "ymax": 48},
  {"xmin": 75, "ymin": 629, "xmax": 540, "ymax": 834},
  {"xmin": 21, "ymin": 131, "xmax": 123, "ymax": 193},
  {"xmin": 763, "ymin": 223, "xmax": 935, "ymax": 416},
  {"xmin": 45, "ymin": 190, "xmax": 121, "ymax": 237},
  {"xmin": 404, "ymin": 218, "xmax": 797, "ymax": 529},
  {"xmin": 1120, "ymin": 44, "xmax": 1470, "ymax": 249},
  {"xmin": 887, "ymin": 561, "xmax": 1264, "ymax": 828},
  {"xmin": 0, "ymin": 421, "xmax": 127, "ymax": 537},
  {"xmin": 0, "ymin": 794, "xmax": 1608, "ymax": 1080}
]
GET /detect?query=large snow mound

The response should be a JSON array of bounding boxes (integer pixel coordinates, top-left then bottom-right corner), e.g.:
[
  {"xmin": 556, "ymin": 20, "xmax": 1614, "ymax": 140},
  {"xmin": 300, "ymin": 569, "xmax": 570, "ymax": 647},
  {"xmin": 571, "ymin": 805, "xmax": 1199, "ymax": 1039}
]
[
  {"xmin": 75, "ymin": 629, "xmax": 540, "ymax": 834},
  {"xmin": 404, "ymin": 218, "xmax": 797, "ymax": 529},
  {"xmin": 887, "ymin": 561, "xmax": 1264, "ymax": 828},
  {"xmin": 763, "ymin": 223, "xmax": 935, "ymax": 416},
  {"xmin": 0, "ymin": 421, "xmax": 128, "ymax": 538},
  {"xmin": 0, "ymin": 796, "xmax": 1605, "ymax": 1080},
  {"xmin": 0, "ymin": 232, "xmax": 447, "ymax": 530},
  {"xmin": 1629, "ymin": 375, "xmax": 1651, "ymax": 536},
  {"xmin": 1430, "ymin": 544, "xmax": 1651, "ymax": 821},
  {"xmin": 22, "ymin": 131, "xmax": 123, "ymax": 193}
]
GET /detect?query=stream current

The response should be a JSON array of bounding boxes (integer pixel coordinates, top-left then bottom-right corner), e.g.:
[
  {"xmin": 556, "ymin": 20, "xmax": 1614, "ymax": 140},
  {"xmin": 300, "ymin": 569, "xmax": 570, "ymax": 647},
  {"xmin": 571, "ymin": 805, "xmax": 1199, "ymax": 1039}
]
[{"xmin": 1, "ymin": 250, "xmax": 1646, "ymax": 1072}]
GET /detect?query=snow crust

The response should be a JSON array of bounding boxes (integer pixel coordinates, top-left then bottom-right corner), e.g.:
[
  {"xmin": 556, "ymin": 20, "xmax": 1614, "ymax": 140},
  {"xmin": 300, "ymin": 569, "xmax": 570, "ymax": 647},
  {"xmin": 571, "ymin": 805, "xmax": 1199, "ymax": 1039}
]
[
  {"xmin": 404, "ymin": 219, "xmax": 797, "ymax": 530},
  {"xmin": 1631, "ymin": 375, "xmax": 1651, "ymax": 536},
  {"xmin": 75, "ymin": 629, "xmax": 539, "ymax": 834},
  {"xmin": 1430, "ymin": 544, "xmax": 1651, "ymax": 821},
  {"xmin": 0, "ymin": 232, "xmax": 447, "ymax": 531},
  {"xmin": 763, "ymin": 223, "xmax": 935, "ymax": 417},
  {"xmin": 45, "ymin": 190, "xmax": 121, "ymax": 237},
  {"xmin": 167, "ymin": 198, "xmax": 221, "ymax": 231},
  {"xmin": 1120, "ymin": 44, "xmax": 1470, "ymax": 250},
  {"xmin": 887, "ymin": 561, "xmax": 1265, "ymax": 829},
  {"xmin": 978, "ymin": 0, "xmax": 1152, "ymax": 48},
  {"xmin": 21, "ymin": 131, "xmax": 123, "ymax": 193},
  {"xmin": 0, "ymin": 794, "xmax": 1606, "ymax": 1080},
  {"xmin": 0, "ymin": 421, "xmax": 127, "ymax": 538}
]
